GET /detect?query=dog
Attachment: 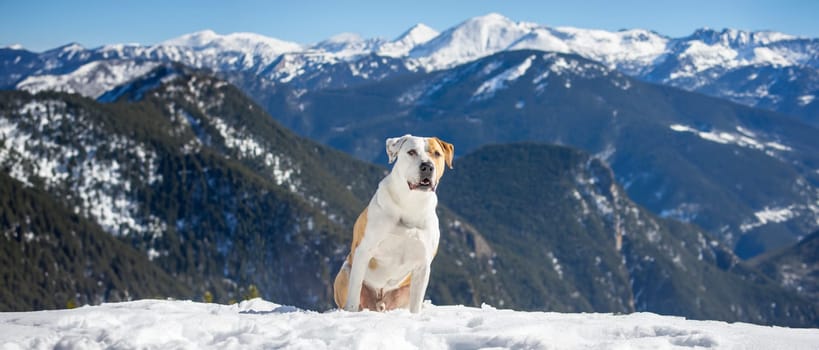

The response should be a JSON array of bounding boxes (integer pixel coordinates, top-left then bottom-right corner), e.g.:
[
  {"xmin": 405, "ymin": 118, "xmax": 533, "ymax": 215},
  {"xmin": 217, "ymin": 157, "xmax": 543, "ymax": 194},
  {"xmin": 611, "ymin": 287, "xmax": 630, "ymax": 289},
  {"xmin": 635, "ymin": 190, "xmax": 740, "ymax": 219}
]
[{"xmin": 333, "ymin": 134, "xmax": 454, "ymax": 313}]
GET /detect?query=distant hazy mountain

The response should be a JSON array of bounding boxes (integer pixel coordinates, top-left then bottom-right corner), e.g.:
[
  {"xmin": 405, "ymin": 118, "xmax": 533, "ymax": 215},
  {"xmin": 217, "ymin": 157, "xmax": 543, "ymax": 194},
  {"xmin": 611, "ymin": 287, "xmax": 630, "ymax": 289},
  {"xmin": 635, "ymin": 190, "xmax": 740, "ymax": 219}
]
[{"xmin": 253, "ymin": 50, "xmax": 819, "ymax": 259}]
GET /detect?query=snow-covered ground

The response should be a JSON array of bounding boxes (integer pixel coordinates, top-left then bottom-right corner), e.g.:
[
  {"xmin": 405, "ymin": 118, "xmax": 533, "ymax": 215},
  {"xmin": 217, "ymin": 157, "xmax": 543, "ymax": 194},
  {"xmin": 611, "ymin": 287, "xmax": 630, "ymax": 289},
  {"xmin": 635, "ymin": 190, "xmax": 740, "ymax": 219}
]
[{"xmin": 1, "ymin": 299, "xmax": 818, "ymax": 349}]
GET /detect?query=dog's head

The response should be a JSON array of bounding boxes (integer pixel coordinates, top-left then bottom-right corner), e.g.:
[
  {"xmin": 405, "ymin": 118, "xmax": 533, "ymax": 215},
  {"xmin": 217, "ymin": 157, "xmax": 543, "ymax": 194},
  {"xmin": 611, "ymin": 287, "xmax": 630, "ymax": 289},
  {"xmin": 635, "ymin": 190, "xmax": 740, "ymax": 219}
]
[{"xmin": 386, "ymin": 134, "xmax": 454, "ymax": 192}]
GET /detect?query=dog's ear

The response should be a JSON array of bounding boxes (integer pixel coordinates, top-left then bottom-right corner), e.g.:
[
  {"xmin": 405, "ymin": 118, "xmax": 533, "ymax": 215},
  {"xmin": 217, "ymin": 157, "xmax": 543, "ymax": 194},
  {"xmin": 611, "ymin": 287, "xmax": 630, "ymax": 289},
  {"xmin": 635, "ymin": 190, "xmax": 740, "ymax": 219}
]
[
  {"xmin": 435, "ymin": 138, "xmax": 455, "ymax": 169},
  {"xmin": 385, "ymin": 135, "xmax": 410, "ymax": 164}
]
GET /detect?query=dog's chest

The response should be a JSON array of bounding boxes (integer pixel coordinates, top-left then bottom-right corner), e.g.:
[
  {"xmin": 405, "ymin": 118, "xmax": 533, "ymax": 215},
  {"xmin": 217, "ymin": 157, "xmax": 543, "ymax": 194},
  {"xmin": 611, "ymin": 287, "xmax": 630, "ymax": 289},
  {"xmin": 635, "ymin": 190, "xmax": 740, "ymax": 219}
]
[{"xmin": 364, "ymin": 224, "xmax": 434, "ymax": 289}]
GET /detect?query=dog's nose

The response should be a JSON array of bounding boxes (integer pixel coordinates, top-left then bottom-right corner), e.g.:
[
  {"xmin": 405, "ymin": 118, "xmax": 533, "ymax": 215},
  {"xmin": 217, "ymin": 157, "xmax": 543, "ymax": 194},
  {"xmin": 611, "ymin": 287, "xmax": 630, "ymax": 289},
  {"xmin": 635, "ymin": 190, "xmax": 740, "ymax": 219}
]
[{"xmin": 420, "ymin": 162, "xmax": 434, "ymax": 176}]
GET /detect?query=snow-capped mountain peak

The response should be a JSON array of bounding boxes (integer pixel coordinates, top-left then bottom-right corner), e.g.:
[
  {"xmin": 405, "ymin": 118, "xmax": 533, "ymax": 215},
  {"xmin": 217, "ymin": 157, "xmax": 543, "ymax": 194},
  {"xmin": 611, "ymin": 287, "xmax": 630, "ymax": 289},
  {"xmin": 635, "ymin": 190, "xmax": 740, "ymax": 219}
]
[
  {"xmin": 407, "ymin": 13, "xmax": 671, "ymax": 73},
  {"xmin": 49, "ymin": 42, "xmax": 86, "ymax": 53},
  {"xmin": 105, "ymin": 29, "xmax": 303, "ymax": 72},
  {"xmin": 161, "ymin": 29, "xmax": 221, "ymax": 47},
  {"xmin": 38, "ymin": 42, "xmax": 93, "ymax": 66},
  {"xmin": 161, "ymin": 29, "xmax": 302, "ymax": 54},
  {"xmin": 321, "ymin": 32, "xmax": 365, "ymax": 44},
  {"xmin": 687, "ymin": 27, "xmax": 797, "ymax": 47},
  {"xmin": 41, "ymin": 42, "xmax": 88, "ymax": 60},
  {"xmin": 509, "ymin": 26, "xmax": 669, "ymax": 73},
  {"xmin": 314, "ymin": 32, "xmax": 366, "ymax": 50},
  {"xmin": 394, "ymin": 23, "xmax": 439, "ymax": 43},
  {"xmin": 665, "ymin": 27, "xmax": 809, "ymax": 81},
  {"xmin": 378, "ymin": 23, "xmax": 440, "ymax": 57},
  {"xmin": 409, "ymin": 13, "xmax": 537, "ymax": 69},
  {"xmin": 311, "ymin": 32, "xmax": 385, "ymax": 59}
]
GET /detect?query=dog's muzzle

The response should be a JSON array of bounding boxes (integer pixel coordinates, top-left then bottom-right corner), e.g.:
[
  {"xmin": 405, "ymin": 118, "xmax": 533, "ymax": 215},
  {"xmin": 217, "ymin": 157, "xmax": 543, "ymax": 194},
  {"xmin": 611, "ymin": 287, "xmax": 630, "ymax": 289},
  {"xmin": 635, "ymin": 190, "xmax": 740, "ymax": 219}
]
[{"xmin": 408, "ymin": 161, "xmax": 435, "ymax": 192}]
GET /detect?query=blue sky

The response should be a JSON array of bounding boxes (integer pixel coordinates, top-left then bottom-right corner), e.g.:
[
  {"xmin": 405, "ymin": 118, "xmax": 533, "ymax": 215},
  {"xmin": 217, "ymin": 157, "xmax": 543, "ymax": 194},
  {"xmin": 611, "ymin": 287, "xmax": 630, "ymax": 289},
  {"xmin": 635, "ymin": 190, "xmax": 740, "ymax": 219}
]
[{"xmin": 2, "ymin": 0, "xmax": 818, "ymax": 52}]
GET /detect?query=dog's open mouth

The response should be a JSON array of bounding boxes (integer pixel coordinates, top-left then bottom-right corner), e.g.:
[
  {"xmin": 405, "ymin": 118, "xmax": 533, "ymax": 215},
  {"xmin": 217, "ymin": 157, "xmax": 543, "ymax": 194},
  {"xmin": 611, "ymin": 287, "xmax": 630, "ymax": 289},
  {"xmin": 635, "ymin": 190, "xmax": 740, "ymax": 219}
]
[{"xmin": 408, "ymin": 178, "xmax": 434, "ymax": 191}]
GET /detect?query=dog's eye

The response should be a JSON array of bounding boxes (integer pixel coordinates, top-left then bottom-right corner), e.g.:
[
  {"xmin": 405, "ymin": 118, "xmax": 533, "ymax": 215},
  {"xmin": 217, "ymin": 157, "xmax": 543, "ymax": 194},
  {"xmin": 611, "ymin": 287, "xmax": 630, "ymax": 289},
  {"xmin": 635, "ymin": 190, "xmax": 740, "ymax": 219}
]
[
  {"xmin": 407, "ymin": 150, "xmax": 417, "ymax": 156},
  {"xmin": 433, "ymin": 151, "xmax": 442, "ymax": 158}
]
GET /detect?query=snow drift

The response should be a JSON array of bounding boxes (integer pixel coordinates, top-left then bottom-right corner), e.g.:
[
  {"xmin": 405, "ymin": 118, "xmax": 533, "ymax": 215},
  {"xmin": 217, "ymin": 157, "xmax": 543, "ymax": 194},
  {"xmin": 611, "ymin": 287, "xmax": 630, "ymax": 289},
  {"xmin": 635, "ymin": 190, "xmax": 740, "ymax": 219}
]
[{"xmin": 1, "ymin": 299, "xmax": 818, "ymax": 349}]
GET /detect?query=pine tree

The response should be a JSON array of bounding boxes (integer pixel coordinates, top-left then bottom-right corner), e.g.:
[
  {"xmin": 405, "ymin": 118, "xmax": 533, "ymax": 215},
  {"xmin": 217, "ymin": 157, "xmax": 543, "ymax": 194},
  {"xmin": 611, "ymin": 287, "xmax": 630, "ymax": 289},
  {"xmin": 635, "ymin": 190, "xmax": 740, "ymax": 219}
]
[{"xmin": 244, "ymin": 284, "xmax": 260, "ymax": 300}]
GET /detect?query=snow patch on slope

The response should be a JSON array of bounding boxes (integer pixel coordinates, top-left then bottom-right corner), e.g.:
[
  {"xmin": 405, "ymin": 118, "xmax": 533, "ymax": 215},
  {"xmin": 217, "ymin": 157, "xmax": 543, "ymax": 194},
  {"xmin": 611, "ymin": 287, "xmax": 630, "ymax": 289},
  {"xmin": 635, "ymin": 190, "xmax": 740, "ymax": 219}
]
[
  {"xmin": 669, "ymin": 124, "xmax": 792, "ymax": 156},
  {"xmin": 670, "ymin": 41, "xmax": 739, "ymax": 80},
  {"xmin": 798, "ymin": 95, "xmax": 815, "ymax": 106},
  {"xmin": 208, "ymin": 116, "xmax": 297, "ymax": 191},
  {"xmin": 160, "ymin": 76, "xmax": 303, "ymax": 193},
  {"xmin": 667, "ymin": 29, "xmax": 804, "ymax": 83},
  {"xmin": 16, "ymin": 60, "xmax": 160, "ymax": 98},
  {"xmin": 740, "ymin": 205, "xmax": 799, "ymax": 232},
  {"xmin": 755, "ymin": 206, "xmax": 798, "ymax": 224},
  {"xmin": 472, "ymin": 55, "xmax": 535, "ymax": 100},
  {"xmin": 2, "ymin": 299, "xmax": 819, "ymax": 349},
  {"xmin": 0, "ymin": 99, "xmax": 165, "ymax": 237}
]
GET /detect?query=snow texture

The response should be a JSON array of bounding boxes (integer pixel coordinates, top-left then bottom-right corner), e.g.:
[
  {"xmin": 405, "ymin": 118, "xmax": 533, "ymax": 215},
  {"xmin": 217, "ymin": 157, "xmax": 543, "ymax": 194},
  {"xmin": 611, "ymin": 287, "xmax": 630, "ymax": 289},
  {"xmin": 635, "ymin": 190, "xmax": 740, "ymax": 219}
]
[
  {"xmin": 1, "ymin": 299, "xmax": 818, "ymax": 350},
  {"xmin": 798, "ymin": 95, "xmax": 815, "ymax": 106},
  {"xmin": 740, "ymin": 205, "xmax": 799, "ymax": 232},
  {"xmin": 472, "ymin": 55, "xmax": 535, "ymax": 100},
  {"xmin": 669, "ymin": 124, "xmax": 792, "ymax": 157}
]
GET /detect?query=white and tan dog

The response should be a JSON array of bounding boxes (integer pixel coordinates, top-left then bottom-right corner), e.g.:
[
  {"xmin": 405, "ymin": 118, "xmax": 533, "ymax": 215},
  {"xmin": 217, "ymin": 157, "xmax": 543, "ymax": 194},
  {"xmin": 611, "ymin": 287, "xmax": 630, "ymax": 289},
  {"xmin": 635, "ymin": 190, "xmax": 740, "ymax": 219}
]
[{"xmin": 333, "ymin": 134, "xmax": 454, "ymax": 313}]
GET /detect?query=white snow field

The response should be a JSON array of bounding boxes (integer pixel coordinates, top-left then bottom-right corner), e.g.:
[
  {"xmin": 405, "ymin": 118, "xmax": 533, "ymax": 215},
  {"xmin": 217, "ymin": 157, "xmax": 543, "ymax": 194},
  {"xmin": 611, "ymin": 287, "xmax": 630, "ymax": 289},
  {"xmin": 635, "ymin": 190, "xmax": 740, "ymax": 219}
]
[{"xmin": 1, "ymin": 299, "xmax": 818, "ymax": 349}]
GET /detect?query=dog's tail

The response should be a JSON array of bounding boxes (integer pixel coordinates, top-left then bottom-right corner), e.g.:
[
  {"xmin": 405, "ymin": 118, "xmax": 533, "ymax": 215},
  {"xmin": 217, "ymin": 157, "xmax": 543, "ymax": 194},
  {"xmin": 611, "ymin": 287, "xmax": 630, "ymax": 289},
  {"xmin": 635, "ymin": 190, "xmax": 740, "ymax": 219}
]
[{"xmin": 333, "ymin": 260, "xmax": 351, "ymax": 308}]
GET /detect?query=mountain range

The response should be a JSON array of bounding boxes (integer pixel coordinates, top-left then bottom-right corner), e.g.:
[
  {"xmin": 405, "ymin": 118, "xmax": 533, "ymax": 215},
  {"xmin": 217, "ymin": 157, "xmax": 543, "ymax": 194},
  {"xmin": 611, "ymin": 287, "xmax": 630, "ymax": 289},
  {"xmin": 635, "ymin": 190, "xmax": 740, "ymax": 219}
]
[
  {"xmin": 1, "ymin": 13, "xmax": 818, "ymax": 260},
  {"xmin": 3, "ymin": 13, "xmax": 818, "ymax": 125}
]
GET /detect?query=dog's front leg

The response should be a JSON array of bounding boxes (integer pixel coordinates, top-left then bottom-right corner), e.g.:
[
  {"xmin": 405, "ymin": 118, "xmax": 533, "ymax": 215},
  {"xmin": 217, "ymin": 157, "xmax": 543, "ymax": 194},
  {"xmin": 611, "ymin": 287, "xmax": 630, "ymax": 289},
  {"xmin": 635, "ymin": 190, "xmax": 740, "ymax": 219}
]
[
  {"xmin": 408, "ymin": 264, "xmax": 430, "ymax": 313},
  {"xmin": 344, "ymin": 245, "xmax": 373, "ymax": 312}
]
